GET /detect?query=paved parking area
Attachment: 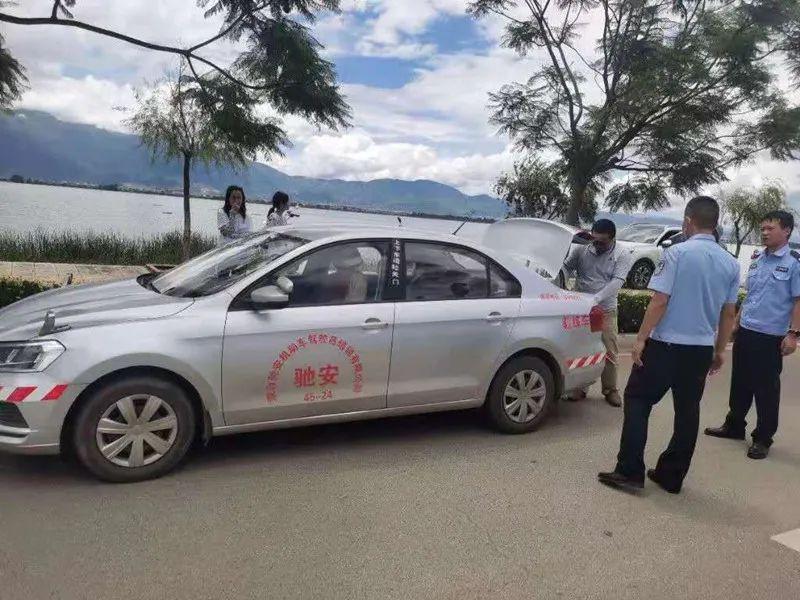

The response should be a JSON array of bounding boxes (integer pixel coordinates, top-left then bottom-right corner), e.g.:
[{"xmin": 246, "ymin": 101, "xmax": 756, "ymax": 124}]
[{"xmin": 1, "ymin": 351, "xmax": 799, "ymax": 600}]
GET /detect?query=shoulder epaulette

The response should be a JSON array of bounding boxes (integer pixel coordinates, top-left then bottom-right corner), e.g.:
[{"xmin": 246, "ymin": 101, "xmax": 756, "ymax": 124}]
[{"xmin": 791, "ymin": 249, "xmax": 800, "ymax": 261}]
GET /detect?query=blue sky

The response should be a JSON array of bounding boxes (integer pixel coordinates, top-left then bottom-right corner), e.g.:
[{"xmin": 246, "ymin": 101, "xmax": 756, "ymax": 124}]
[{"xmin": 3, "ymin": 0, "xmax": 799, "ymax": 208}]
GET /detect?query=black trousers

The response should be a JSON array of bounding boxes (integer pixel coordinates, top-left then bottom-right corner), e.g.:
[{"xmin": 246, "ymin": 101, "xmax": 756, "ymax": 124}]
[
  {"xmin": 615, "ymin": 340, "xmax": 714, "ymax": 491},
  {"xmin": 724, "ymin": 327, "xmax": 783, "ymax": 447}
]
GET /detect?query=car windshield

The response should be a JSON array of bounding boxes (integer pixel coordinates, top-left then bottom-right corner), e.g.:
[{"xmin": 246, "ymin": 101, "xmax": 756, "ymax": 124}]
[
  {"xmin": 149, "ymin": 233, "xmax": 308, "ymax": 297},
  {"xmin": 617, "ymin": 224, "xmax": 666, "ymax": 244}
]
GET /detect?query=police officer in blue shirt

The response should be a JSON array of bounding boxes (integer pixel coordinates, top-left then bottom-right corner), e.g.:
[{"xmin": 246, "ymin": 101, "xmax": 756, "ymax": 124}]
[
  {"xmin": 705, "ymin": 210, "xmax": 800, "ymax": 459},
  {"xmin": 598, "ymin": 196, "xmax": 740, "ymax": 494}
]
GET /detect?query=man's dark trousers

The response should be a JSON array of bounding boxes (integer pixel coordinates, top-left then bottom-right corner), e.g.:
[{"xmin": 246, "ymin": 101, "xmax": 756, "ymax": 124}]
[
  {"xmin": 615, "ymin": 340, "xmax": 714, "ymax": 491},
  {"xmin": 723, "ymin": 327, "xmax": 783, "ymax": 447}
]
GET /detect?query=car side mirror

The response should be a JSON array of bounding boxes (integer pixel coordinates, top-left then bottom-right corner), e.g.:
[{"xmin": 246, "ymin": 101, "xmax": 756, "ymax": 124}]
[
  {"xmin": 250, "ymin": 285, "xmax": 289, "ymax": 308},
  {"xmin": 659, "ymin": 239, "xmax": 673, "ymax": 249}
]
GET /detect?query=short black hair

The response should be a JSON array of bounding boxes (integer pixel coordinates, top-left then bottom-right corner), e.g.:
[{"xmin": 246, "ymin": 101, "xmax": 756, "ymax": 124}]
[
  {"xmin": 762, "ymin": 210, "xmax": 794, "ymax": 235},
  {"xmin": 592, "ymin": 218, "xmax": 616, "ymax": 238},
  {"xmin": 685, "ymin": 195, "xmax": 719, "ymax": 230}
]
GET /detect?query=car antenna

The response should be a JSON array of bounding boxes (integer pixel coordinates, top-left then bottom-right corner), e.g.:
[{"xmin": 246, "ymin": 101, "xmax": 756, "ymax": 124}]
[{"xmin": 452, "ymin": 210, "xmax": 476, "ymax": 235}]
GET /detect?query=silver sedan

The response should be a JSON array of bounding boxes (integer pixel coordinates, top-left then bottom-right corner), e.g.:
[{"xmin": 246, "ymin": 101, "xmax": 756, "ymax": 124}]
[{"xmin": 0, "ymin": 224, "xmax": 605, "ymax": 481}]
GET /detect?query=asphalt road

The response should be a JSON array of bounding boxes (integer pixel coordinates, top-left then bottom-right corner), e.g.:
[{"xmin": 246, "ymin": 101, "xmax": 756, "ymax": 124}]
[{"xmin": 2, "ymin": 349, "xmax": 799, "ymax": 600}]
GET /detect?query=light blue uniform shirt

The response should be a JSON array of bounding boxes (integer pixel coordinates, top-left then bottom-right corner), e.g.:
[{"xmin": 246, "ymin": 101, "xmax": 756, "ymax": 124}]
[
  {"xmin": 648, "ymin": 233, "xmax": 740, "ymax": 346},
  {"xmin": 740, "ymin": 245, "xmax": 800, "ymax": 336}
]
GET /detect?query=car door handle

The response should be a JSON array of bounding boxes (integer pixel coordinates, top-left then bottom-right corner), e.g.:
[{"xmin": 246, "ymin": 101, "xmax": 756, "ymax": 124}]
[
  {"xmin": 486, "ymin": 312, "xmax": 508, "ymax": 323},
  {"xmin": 362, "ymin": 318, "xmax": 389, "ymax": 330}
]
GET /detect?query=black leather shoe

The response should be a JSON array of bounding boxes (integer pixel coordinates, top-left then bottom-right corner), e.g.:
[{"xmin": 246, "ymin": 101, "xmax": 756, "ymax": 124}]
[
  {"xmin": 597, "ymin": 471, "xmax": 644, "ymax": 492},
  {"xmin": 647, "ymin": 469, "xmax": 681, "ymax": 494},
  {"xmin": 704, "ymin": 425, "xmax": 745, "ymax": 440},
  {"xmin": 747, "ymin": 442, "xmax": 769, "ymax": 460}
]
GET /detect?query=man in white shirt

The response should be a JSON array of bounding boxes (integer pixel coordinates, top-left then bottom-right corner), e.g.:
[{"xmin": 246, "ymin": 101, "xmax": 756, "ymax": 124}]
[{"xmin": 563, "ymin": 219, "xmax": 632, "ymax": 407}]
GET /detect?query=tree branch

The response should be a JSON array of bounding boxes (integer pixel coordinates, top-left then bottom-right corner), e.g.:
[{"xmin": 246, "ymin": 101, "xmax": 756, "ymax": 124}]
[
  {"xmin": 189, "ymin": 2, "xmax": 268, "ymax": 52},
  {"xmin": 525, "ymin": 0, "xmax": 580, "ymax": 133},
  {"xmin": 50, "ymin": 1, "xmax": 61, "ymax": 20},
  {"xmin": 0, "ymin": 10, "xmax": 278, "ymax": 92},
  {"xmin": 0, "ymin": 13, "xmax": 186, "ymax": 54}
]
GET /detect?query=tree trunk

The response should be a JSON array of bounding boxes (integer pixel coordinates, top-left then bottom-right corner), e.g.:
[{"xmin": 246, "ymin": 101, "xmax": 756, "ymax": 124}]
[
  {"xmin": 182, "ymin": 153, "xmax": 192, "ymax": 262},
  {"xmin": 565, "ymin": 183, "xmax": 585, "ymax": 226},
  {"xmin": 735, "ymin": 239, "xmax": 742, "ymax": 258}
]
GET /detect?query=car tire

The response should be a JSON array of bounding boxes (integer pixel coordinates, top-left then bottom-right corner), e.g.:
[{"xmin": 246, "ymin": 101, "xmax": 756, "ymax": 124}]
[
  {"xmin": 626, "ymin": 259, "xmax": 654, "ymax": 290},
  {"xmin": 484, "ymin": 356, "xmax": 556, "ymax": 434},
  {"xmin": 72, "ymin": 375, "xmax": 196, "ymax": 483}
]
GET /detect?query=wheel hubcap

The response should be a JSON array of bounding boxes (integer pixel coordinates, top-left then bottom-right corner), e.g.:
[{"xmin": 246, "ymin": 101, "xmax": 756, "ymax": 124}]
[
  {"xmin": 95, "ymin": 394, "xmax": 178, "ymax": 468},
  {"xmin": 633, "ymin": 265, "xmax": 651, "ymax": 288},
  {"xmin": 503, "ymin": 370, "xmax": 547, "ymax": 423}
]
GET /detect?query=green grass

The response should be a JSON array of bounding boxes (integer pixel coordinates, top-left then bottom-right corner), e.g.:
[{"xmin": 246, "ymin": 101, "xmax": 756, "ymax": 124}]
[{"xmin": 0, "ymin": 229, "xmax": 216, "ymax": 265}]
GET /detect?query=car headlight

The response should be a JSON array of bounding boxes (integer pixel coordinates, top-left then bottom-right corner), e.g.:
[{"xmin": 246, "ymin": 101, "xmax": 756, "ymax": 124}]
[{"xmin": 0, "ymin": 341, "xmax": 65, "ymax": 372}]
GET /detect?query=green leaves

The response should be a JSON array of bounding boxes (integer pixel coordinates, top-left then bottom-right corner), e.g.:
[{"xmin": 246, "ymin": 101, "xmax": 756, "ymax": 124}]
[
  {"xmin": 127, "ymin": 62, "xmax": 291, "ymax": 170},
  {"xmin": 721, "ymin": 182, "xmax": 789, "ymax": 253},
  {"xmin": 234, "ymin": 16, "xmax": 349, "ymax": 128},
  {"xmin": 495, "ymin": 159, "xmax": 570, "ymax": 220},
  {"xmin": 606, "ymin": 177, "xmax": 670, "ymax": 213},
  {"xmin": 0, "ymin": 1, "xmax": 349, "ymax": 129},
  {"xmin": 0, "ymin": 33, "xmax": 26, "ymax": 109},
  {"xmin": 474, "ymin": 0, "xmax": 800, "ymax": 224}
]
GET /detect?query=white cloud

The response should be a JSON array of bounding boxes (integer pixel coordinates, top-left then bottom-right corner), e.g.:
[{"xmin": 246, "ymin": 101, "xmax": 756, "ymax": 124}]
[
  {"xmin": 4, "ymin": 0, "xmax": 800, "ymax": 202},
  {"xmin": 18, "ymin": 75, "xmax": 135, "ymax": 132},
  {"xmin": 272, "ymin": 130, "xmax": 515, "ymax": 194},
  {"xmin": 364, "ymin": 0, "xmax": 467, "ymax": 45}
]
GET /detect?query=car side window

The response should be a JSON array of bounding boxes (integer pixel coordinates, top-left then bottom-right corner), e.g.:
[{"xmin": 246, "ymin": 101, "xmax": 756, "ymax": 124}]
[
  {"xmin": 404, "ymin": 242, "xmax": 489, "ymax": 301},
  {"xmin": 267, "ymin": 241, "xmax": 389, "ymax": 307},
  {"xmin": 489, "ymin": 262, "xmax": 522, "ymax": 298}
]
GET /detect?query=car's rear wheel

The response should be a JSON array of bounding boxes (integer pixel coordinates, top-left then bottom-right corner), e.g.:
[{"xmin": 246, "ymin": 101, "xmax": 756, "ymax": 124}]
[
  {"xmin": 72, "ymin": 375, "xmax": 196, "ymax": 482},
  {"xmin": 485, "ymin": 356, "xmax": 555, "ymax": 434},
  {"xmin": 626, "ymin": 259, "xmax": 654, "ymax": 290}
]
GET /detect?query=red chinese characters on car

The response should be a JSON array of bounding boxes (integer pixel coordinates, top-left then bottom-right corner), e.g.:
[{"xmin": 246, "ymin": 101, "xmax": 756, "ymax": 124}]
[
  {"xmin": 294, "ymin": 366, "xmax": 316, "ymax": 388},
  {"xmin": 562, "ymin": 315, "xmax": 591, "ymax": 330},
  {"xmin": 265, "ymin": 333, "xmax": 366, "ymax": 403}
]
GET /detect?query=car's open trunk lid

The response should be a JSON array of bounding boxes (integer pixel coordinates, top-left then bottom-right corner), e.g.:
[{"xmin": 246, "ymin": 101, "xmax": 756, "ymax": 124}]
[{"xmin": 481, "ymin": 218, "xmax": 576, "ymax": 279}]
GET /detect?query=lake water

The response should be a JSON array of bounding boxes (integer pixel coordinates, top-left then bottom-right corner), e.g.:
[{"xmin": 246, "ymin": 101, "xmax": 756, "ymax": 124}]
[
  {"xmin": 0, "ymin": 182, "xmax": 489, "ymax": 241},
  {"xmin": 0, "ymin": 181, "xmax": 755, "ymax": 282}
]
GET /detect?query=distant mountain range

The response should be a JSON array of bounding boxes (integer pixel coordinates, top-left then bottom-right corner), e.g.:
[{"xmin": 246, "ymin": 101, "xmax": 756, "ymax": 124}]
[
  {"xmin": 9, "ymin": 109, "xmax": 794, "ymax": 233},
  {"xmin": 0, "ymin": 110, "xmax": 508, "ymax": 218}
]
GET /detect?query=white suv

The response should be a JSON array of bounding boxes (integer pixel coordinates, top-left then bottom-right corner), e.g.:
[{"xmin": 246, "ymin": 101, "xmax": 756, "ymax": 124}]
[{"xmin": 615, "ymin": 223, "xmax": 683, "ymax": 289}]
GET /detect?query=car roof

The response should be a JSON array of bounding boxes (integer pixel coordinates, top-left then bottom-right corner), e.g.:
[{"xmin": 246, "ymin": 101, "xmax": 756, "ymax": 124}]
[{"xmin": 274, "ymin": 224, "xmax": 471, "ymax": 245}]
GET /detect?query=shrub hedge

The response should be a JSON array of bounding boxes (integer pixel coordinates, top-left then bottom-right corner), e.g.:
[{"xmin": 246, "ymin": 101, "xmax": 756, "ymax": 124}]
[
  {"xmin": 0, "ymin": 229, "xmax": 215, "ymax": 265},
  {"xmin": 0, "ymin": 278, "xmax": 57, "ymax": 310},
  {"xmin": 616, "ymin": 290, "xmax": 747, "ymax": 334}
]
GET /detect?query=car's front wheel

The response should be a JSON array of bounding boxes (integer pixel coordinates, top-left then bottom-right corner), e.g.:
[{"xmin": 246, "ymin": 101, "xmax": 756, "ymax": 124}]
[
  {"xmin": 484, "ymin": 356, "xmax": 555, "ymax": 434},
  {"xmin": 72, "ymin": 375, "xmax": 196, "ymax": 482},
  {"xmin": 626, "ymin": 259, "xmax": 654, "ymax": 290}
]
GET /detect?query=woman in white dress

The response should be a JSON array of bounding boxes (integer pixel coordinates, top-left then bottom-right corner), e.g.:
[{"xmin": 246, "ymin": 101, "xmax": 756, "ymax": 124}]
[
  {"xmin": 263, "ymin": 191, "xmax": 294, "ymax": 228},
  {"xmin": 217, "ymin": 185, "xmax": 253, "ymax": 245}
]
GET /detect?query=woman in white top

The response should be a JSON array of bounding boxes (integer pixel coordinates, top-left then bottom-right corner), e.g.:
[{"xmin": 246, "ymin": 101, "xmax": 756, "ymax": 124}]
[
  {"xmin": 264, "ymin": 190, "xmax": 294, "ymax": 228},
  {"xmin": 217, "ymin": 185, "xmax": 253, "ymax": 245}
]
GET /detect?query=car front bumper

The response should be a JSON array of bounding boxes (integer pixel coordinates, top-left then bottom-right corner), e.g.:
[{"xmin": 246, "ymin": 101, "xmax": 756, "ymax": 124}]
[{"xmin": 0, "ymin": 374, "xmax": 86, "ymax": 455}]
